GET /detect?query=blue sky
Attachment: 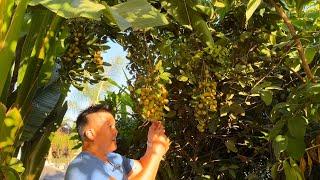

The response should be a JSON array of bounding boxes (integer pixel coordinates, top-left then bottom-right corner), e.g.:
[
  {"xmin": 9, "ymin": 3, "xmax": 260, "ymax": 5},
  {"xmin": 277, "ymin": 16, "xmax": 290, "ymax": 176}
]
[{"xmin": 64, "ymin": 41, "xmax": 130, "ymax": 123}]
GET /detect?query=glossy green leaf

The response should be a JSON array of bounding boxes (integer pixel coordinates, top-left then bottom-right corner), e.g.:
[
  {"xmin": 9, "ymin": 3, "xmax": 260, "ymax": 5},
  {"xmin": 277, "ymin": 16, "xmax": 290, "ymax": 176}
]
[
  {"xmin": 260, "ymin": 90, "xmax": 273, "ymax": 105},
  {"xmin": 269, "ymin": 119, "xmax": 286, "ymax": 140},
  {"xmin": 177, "ymin": 75, "xmax": 189, "ymax": 82},
  {"xmin": 287, "ymin": 136, "xmax": 305, "ymax": 160},
  {"xmin": 305, "ymin": 47, "xmax": 316, "ymax": 64},
  {"xmin": 225, "ymin": 140, "xmax": 238, "ymax": 153},
  {"xmin": 283, "ymin": 160, "xmax": 296, "ymax": 180},
  {"xmin": 288, "ymin": 116, "xmax": 307, "ymax": 139},
  {"xmin": 272, "ymin": 135, "xmax": 288, "ymax": 159},
  {"xmin": 245, "ymin": 0, "xmax": 262, "ymax": 27}
]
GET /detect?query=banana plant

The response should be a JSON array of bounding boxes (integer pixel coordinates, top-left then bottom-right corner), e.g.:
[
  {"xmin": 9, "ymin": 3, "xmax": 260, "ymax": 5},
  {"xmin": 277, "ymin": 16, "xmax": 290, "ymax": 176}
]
[
  {"xmin": 0, "ymin": 0, "xmax": 30, "ymax": 99},
  {"xmin": 20, "ymin": 83, "xmax": 69, "ymax": 180}
]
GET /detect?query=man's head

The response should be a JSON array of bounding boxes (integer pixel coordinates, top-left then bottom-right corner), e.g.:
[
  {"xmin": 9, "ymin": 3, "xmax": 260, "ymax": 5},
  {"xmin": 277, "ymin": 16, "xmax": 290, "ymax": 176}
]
[{"xmin": 76, "ymin": 104, "xmax": 118, "ymax": 152}]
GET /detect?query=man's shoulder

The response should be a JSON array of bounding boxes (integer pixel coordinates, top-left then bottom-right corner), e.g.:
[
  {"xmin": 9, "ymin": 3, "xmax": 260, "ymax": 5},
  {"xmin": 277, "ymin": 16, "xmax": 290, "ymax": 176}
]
[
  {"xmin": 107, "ymin": 152, "xmax": 127, "ymax": 163},
  {"xmin": 65, "ymin": 152, "xmax": 107, "ymax": 180},
  {"xmin": 66, "ymin": 152, "xmax": 106, "ymax": 173}
]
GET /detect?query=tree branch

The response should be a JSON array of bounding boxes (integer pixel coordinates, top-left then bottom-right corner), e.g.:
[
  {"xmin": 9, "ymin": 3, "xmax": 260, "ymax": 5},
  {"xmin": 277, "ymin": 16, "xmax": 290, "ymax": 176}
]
[{"xmin": 270, "ymin": 0, "xmax": 315, "ymax": 83}]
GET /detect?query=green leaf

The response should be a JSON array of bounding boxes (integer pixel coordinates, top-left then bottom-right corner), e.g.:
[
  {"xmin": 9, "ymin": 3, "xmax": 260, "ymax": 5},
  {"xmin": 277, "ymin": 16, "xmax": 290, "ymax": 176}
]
[
  {"xmin": 160, "ymin": 72, "xmax": 171, "ymax": 82},
  {"xmin": 0, "ymin": 0, "xmax": 15, "ymax": 38},
  {"xmin": 290, "ymin": 158, "xmax": 304, "ymax": 180},
  {"xmin": 283, "ymin": 159, "xmax": 304, "ymax": 180},
  {"xmin": 111, "ymin": 0, "xmax": 169, "ymax": 29},
  {"xmin": 191, "ymin": 4, "xmax": 215, "ymax": 18},
  {"xmin": 288, "ymin": 116, "xmax": 307, "ymax": 139},
  {"xmin": 38, "ymin": 16, "xmax": 63, "ymax": 87},
  {"xmin": 251, "ymin": 81, "xmax": 272, "ymax": 94},
  {"xmin": 9, "ymin": 158, "xmax": 25, "ymax": 173},
  {"xmin": 245, "ymin": 0, "xmax": 262, "ymax": 27},
  {"xmin": 177, "ymin": 75, "xmax": 189, "ymax": 82},
  {"xmin": 270, "ymin": 103, "xmax": 291, "ymax": 122},
  {"xmin": 283, "ymin": 160, "xmax": 296, "ymax": 180},
  {"xmin": 287, "ymin": 136, "xmax": 305, "ymax": 160},
  {"xmin": 0, "ymin": 108, "xmax": 23, "ymax": 149},
  {"xmin": 160, "ymin": 0, "xmax": 215, "ymax": 50},
  {"xmin": 229, "ymin": 103, "xmax": 245, "ymax": 116},
  {"xmin": 20, "ymin": 82, "xmax": 61, "ymax": 142},
  {"xmin": 17, "ymin": 9, "xmax": 54, "ymax": 86},
  {"xmin": 305, "ymin": 47, "xmax": 316, "ymax": 64},
  {"xmin": 213, "ymin": 1, "xmax": 225, "ymax": 8},
  {"xmin": 102, "ymin": 2, "xmax": 130, "ymax": 31},
  {"xmin": 269, "ymin": 119, "xmax": 286, "ymax": 140},
  {"xmin": 0, "ymin": 0, "xmax": 29, "ymax": 96},
  {"xmin": 29, "ymin": 0, "xmax": 105, "ymax": 20},
  {"xmin": 272, "ymin": 135, "xmax": 288, "ymax": 159},
  {"xmin": 260, "ymin": 90, "xmax": 273, "ymax": 105},
  {"xmin": 225, "ymin": 140, "xmax": 238, "ymax": 153}
]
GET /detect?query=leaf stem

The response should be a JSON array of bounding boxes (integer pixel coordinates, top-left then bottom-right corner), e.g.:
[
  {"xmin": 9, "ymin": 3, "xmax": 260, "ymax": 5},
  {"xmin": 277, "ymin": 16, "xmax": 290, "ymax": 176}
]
[{"xmin": 270, "ymin": 0, "xmax": 315, "ymax": 83}]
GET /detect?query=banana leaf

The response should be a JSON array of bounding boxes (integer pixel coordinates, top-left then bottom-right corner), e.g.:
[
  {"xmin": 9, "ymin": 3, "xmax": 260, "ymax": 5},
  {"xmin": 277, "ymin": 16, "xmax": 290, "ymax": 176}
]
[
  {"xmin": 29, "ymin": 0, "xmax": 168, "ymax": 31},
  {"xmin": 110, "ymin": 0, "xmax": 169, "ymax": 30},
  {"xmin": 19, "ymin": 81, "xmax": 61, "ymax": 142},
  {"xmin": 17, "ymin": 8, "xmax": 55, "ymax": 86},
  {"xmin": 0, "ymin": 0, "xmax": 30, "ymax": 98},
  {"xmin": 21, "ymin": 90, "xmax": 68, "ymax": 180},
  {"xmin": 0, "ymin": 0, "xmax": 15, "ymax": 43}
]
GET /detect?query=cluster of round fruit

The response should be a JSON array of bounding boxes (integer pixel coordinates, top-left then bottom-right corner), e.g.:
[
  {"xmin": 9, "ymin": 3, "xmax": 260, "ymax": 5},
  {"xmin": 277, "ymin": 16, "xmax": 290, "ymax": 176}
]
[
  {"xmin": 137, "ymin": 77, "xmax": 169, "ymax": 121},
  {"xmin": 62, "ymin": 32, "xmax": 84, "ymax": 63},
  {"xmin": 193, "ymin": 70, "xmax": 218, "ymax": 132},
  {"xmin": 62, "ymin": 30, "xmax": 104, "ymax": 66},
  {"xmin": 93, "ymin": 51, "xmax": 103, "ymax": 65}
]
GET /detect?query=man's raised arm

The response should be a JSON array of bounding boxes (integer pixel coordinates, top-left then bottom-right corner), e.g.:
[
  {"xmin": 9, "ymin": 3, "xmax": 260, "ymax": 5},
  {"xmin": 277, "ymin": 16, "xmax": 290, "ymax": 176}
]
[{"xmin": 128, "ymin": 122, "xmax": 170, "ymax": 180}]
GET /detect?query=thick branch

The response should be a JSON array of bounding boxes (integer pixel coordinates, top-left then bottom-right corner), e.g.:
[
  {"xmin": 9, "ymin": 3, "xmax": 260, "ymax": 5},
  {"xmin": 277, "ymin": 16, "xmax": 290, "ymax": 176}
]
[{"xmin": 270, "ymin": 0, "xmax": 315, "ymax": 83}]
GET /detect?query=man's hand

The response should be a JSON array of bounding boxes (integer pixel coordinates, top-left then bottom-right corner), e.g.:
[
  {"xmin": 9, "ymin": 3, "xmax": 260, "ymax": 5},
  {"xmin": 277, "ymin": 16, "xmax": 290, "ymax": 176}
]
[
  {"xmin": 128, "ymin": 121, "xmax": 170, "ymax": 180},
  {"xmin": 147, "ymin": 121, "xmax": 170, "ymax": 156}
]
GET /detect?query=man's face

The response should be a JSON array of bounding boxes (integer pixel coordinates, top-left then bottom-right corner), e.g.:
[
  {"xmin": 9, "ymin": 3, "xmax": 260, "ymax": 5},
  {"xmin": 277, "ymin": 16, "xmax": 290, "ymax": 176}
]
[{"xmin": 86, "ymin": 111, "xmax": 118, "ymax": 152}]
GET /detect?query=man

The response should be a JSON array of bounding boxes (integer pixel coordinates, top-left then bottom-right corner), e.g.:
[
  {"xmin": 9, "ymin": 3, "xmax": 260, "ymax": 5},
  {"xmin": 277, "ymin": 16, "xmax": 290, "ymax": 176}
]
[{"xmin": 65, "ymin": 104, "xmax": 170, "ymax": 180}]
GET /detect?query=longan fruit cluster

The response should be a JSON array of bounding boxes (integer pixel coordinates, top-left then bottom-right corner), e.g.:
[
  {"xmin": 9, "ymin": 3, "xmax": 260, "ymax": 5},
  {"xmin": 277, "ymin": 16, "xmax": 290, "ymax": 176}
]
[
  {"xmin": 93, "ymin": 51, "xmax": 103, "ymax": 65},
  {"xmin": 62, "ymin": 32, "xmax": 84, "ymax": 62},
  {"xmin": 136, "ymin": 77, "xmax": 169, "ymax": 121},
  {"xmin": 193, "ymin": 70, "xmax": 217, "ymax": 132},
  {"xmin": 62, "ymin": 28, "xmax": 104, "ymax": 65}
]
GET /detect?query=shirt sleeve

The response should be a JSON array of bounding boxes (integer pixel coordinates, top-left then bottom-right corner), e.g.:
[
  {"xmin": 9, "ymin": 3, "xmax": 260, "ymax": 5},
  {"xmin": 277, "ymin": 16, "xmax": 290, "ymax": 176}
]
[{"xmin": 121, "ymin": 155, "xmax": 134, "ymax": 175}]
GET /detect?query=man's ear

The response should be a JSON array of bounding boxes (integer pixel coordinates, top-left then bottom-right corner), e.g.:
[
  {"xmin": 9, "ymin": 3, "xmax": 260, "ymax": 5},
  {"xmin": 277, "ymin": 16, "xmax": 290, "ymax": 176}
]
[{"xmin": 84, "ymin": 129, "xmax": 95, "ymax": 141}]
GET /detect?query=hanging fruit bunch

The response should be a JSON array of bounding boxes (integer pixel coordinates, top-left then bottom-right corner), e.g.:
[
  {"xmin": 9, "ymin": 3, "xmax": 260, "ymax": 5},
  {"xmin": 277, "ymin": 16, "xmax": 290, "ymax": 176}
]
[
  {"xmin": 59, "ymin": 18, "xmax": 111, "ymax": 89},
  {"xmin": 133, "ymin": 60, "xmax": 170, "ymax": 122},
  {"xmin": 193, "ymin": 66, "xmax": 218, "ymax": 132}
]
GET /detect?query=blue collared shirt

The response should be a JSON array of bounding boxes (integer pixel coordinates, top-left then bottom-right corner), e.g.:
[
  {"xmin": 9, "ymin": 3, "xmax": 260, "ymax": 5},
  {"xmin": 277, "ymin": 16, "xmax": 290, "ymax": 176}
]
[{"xmin": 65, "ymin": 152, "xmax": 134, "ymax": 180}]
